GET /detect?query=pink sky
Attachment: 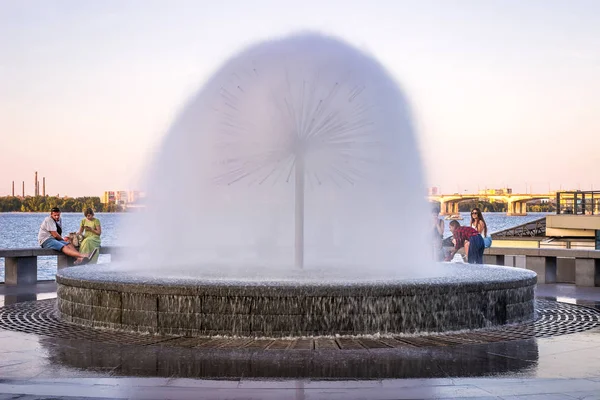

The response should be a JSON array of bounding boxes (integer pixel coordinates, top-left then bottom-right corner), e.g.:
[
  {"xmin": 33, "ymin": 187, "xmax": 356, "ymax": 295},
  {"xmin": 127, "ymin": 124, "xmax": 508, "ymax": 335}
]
[{"xmin": 1, "ymin": 1, "xmax": 599, "ymax": 197}]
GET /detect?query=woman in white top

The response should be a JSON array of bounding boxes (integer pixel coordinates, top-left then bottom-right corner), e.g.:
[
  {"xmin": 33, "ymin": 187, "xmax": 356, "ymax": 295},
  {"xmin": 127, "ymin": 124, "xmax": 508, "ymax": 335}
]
[{"xmin": 470, "ymin": 207, "xmax": 492, "ymax": 248}]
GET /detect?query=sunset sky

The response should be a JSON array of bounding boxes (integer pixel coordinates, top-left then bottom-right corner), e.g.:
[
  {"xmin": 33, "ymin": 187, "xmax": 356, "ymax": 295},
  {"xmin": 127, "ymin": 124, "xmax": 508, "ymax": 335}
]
[{"xmin": 1, "ymin": 0, "xmax": 599, "ymax": 197}]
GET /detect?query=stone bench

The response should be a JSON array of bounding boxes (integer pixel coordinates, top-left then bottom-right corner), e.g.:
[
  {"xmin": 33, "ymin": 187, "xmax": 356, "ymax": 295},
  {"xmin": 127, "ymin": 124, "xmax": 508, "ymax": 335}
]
[
  {"xmin": 3, "ymin": 245, "xmax": 600, "ymax": 287},
  {"xmin": 0, "ymin": 247, "xmax": 118, "ymax": 285},
  {"xmin": 483, "ymin": 247, "xmax": 600, "ymax": 287}
]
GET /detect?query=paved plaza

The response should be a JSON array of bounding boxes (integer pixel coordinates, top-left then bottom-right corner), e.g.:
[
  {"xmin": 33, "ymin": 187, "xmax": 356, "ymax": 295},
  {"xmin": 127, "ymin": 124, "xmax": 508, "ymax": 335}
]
[{"xmin": 0, "ymin": 282, "xmax": 599, "ymax": 399}]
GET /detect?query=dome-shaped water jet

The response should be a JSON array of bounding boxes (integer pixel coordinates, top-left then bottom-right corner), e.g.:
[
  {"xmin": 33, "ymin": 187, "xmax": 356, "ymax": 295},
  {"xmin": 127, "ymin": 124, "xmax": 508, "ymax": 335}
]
[{"xmin": 56, "ymin": 33, "xmax": 536, "ymax": 337}]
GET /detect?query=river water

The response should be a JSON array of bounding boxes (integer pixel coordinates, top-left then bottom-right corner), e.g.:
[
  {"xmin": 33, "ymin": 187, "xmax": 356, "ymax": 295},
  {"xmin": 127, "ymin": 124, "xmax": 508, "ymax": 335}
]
[{"xmin": 0, "ymin": 212, "xmax": 550, "ymax": 282}]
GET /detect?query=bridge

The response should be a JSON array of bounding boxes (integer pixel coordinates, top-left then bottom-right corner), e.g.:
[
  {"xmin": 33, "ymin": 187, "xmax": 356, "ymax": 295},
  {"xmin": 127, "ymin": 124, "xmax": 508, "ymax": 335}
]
[{"xmin": 428, "ymin": 193, "xmax": 554, "ymax": 216}]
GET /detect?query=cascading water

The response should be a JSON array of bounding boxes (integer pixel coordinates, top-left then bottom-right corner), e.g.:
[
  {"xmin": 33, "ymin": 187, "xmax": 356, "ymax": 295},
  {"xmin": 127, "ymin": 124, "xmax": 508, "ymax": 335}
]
[{"xmin": 121, "ymin": 32, "xmax": 434, "ymax": 279}]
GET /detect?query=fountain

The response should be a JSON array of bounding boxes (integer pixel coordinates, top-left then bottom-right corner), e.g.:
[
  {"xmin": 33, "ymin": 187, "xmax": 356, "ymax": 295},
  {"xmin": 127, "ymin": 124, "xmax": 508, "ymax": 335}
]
[{"xmin": 56, "ymin": 33, "xmax": 536, "ymax": 337}]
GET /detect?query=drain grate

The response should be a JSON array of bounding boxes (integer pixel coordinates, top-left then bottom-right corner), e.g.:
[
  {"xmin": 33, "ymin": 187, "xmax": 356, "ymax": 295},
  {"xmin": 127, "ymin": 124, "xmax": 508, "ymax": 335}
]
[{"xmin": 0, "ymin": 299, "xmax": 598, "ymax": 349}]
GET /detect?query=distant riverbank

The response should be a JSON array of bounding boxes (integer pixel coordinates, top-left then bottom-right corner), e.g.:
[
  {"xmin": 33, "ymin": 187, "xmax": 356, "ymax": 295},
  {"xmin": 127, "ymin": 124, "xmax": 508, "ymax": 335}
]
[{"xmin": 0, "ymin": 196, "xmax": 125, "ymax": 213}]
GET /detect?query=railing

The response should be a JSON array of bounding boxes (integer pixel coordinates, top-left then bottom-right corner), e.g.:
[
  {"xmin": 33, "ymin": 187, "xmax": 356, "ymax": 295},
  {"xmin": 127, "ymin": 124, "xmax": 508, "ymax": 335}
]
[
  {"xmin": 0, "ymin": 246, "xmax": 119, "ymax": 285},
  {"xmin": 491, "ymin": 217, "xmax": 546, "ymax": 238},
  {"xmin": 556, "ymin": 190, "xmax": 600, "ymax": 215}
]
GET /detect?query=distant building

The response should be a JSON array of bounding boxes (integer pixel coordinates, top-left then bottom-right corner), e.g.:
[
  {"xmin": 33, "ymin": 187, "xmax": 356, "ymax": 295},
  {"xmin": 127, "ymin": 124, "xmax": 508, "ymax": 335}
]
[
  {"xmin": 102, "ymin": 190, "xmax": 145, "ymax": 205},
  {"xmin": 127, "ymin": 191, "xmax": 139, "ymax": 203},
  {"xmin": 428, "ymin": 186, "xmax": 439, "ymax": 195},
  {"xmin": 477, "ymin": 188, "xmax": 513, "ymax": 203},
  {"xmin": 127, "ymin": 190, "xmax": 146, "ymax": 203},
  {"xmin": 102, "ymin": 191, "xmax": 116, "ymax": 204},
  {"xmin": 115, "ymin": 191, "xmax": 128, "ymax": 205},
  {"xmin": 478, "ymin": 188, "xmax": 513, "ymax": 196}
]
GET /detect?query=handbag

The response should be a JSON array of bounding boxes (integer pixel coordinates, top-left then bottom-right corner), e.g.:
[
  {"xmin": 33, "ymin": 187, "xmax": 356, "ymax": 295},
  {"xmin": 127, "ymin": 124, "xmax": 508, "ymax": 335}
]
[
  {"xmin": 68, "ymin": 232, "xmax": 85, "ymax": 248},
  {"xmin": 483, "ymin": 236, "xmax": 493, "ymax": 248}
]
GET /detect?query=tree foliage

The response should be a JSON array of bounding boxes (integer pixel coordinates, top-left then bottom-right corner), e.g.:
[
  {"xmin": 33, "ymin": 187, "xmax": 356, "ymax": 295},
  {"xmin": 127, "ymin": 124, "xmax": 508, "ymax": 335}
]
[
  {"xmin": 0, "ymin": 196, "xmax": 121, "ymax": 213},
  {"xmin": 456, "ymin": 200, "xmax": 556, "ymax": 213}
]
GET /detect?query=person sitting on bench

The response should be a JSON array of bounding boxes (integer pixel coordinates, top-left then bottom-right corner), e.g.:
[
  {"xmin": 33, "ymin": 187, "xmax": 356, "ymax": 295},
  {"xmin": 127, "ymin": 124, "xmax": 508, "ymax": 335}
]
[{"xmin": 38, "ymin": 207, "xmax": 97, "ymax": 265}]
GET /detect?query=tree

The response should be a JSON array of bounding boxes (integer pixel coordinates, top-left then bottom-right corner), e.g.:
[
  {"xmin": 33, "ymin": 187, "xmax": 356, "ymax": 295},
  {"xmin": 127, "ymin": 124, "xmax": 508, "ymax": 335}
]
[{"xmin": 0, "ymin": 196, "xmax": 114, "ymax": 212}]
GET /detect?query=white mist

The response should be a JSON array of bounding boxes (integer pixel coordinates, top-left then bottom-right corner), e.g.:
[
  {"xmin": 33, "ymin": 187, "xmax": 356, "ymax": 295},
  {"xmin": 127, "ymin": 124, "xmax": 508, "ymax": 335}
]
[{"xmin": 122, "ymin": 33, "xmax": 434, "ymax": 280}]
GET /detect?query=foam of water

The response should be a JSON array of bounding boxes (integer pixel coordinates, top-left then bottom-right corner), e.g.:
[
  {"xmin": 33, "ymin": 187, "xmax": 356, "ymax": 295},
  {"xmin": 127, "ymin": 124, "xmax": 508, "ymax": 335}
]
[{"xmin": 122, "ymin": 32, "xmax": 432, "ymax": 277}]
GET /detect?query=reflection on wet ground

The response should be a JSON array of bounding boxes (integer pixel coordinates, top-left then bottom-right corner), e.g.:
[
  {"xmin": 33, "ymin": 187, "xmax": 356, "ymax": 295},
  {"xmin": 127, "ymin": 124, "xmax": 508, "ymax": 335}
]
[
  {"xmin": 0, "ymin": 282, "xmax": 599, "ymax": 398},
  {"xmin": 0, "ymin": 281, "xmax": 57, "ymax": 306},
  {"xmin": 39, "ymin": 336, "xmax": 540, "ymax": 379}
]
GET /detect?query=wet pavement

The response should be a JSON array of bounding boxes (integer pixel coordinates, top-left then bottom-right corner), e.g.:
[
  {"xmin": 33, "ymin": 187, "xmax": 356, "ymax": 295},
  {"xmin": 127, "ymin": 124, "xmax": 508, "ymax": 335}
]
[{"xmin": 0, "ymin": 281, "xmax": 599, "ymax": 399}]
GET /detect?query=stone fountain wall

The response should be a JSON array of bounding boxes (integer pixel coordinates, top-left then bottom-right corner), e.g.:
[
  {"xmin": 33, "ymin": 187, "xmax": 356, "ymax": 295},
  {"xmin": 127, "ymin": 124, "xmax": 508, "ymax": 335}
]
[{"xmin": 56, "ymin": 268, "xmax": 536, "ymax": 337}]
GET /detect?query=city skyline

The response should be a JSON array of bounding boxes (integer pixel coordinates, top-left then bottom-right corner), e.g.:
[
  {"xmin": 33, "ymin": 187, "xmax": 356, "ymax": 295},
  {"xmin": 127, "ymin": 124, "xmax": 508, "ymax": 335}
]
[
  {"xmin": 2, "ymin": 169, "xmax": 592, "ymax": 199},
  {"xmin": 2, "ymin": 171, "xmax": 144, "ymax": 198},
  {"xmin": 1, "ymin": 1, "xmax": 599, "ymax": 197}
]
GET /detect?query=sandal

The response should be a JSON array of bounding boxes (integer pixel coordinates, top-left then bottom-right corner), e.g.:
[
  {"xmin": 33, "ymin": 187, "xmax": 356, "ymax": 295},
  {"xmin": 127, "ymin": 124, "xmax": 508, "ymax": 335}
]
[
  {"xmin": 88, "ymin": 247, "xmax": 99, "ymax": 262},
  {"xmin": 77, "ymin": 257, "xmax": 90, "ymax": 266},
  {"xmin": 74, "ymin": 257, "xmax": 87, "ymax": 265},
  {"xmin": 74, "ymin": 248, "xmax": 98, "ymax": 266}
]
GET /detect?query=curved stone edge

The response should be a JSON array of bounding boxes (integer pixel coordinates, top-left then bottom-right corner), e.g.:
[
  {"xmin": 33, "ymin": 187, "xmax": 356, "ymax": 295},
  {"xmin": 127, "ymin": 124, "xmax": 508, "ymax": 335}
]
[
  {"xmin": 56, "ymin": 266, "xmax": 537, "ymax": 297},
  {"xmin": 57, "ymin": 277, "xmax": 536, "ymax": 337}
]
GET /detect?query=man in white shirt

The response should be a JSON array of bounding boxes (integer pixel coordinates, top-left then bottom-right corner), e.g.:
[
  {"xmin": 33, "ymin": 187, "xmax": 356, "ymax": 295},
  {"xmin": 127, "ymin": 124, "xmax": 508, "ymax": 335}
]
[{"xmin": 38, "ymin": 207, "xmax": 96, "ymax": 265}]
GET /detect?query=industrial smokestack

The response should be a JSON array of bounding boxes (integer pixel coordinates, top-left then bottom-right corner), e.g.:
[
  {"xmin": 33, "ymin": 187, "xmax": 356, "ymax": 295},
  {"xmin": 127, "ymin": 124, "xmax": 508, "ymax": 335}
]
[
  {"xmin": 43, "ymin": 177, "xmax": 46, "ymax": 196},
  {"xmin": 12, "ymin": 181, "xmax": 14, "ymax": 197},
  {"xmin": 22, "ymin": 181, "xmax": 25, "ymax": 197},
  {"xmin": 34, "ymin": 172, "xmax": 38, "ymax": 196}
]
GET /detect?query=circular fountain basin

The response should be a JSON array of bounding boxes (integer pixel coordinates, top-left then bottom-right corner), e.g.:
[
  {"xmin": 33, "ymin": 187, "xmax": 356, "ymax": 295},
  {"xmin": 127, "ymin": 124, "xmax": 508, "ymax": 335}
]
[{"xmin": 56, "ymin": 264, "xmax": 536, "ymax": 337}]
